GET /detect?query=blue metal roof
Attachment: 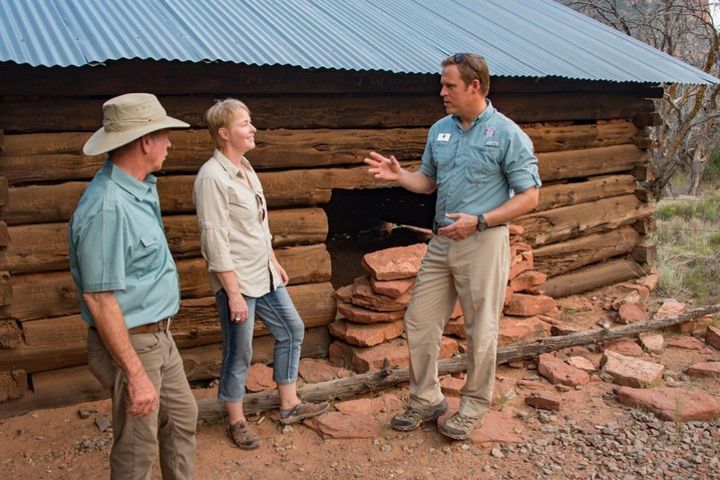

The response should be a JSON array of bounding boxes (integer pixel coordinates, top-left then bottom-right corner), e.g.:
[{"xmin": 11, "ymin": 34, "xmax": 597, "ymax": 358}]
[{"xmin": 1, "ymin": 0, "xmax": 717, "ymax": 84}]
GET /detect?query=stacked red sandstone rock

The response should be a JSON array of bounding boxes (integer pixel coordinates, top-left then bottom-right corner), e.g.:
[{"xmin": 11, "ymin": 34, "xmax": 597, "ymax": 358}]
[
  {"xmin": 328, "ymin": 243, "xmax": 459, "ymax": 373},
  {"xmin": 444, "ymin": 225, "xmax": 560, "ymax": 350}
]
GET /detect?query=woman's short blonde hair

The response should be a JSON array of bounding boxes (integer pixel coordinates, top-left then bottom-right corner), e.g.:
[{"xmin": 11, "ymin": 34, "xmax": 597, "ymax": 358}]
[{"xmin": 205, "ymin": 98, "xmax": 251, "ymax": 146}]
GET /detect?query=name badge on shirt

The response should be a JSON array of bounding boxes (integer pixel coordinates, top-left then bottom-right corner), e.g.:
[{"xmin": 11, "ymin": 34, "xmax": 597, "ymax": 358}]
[
  {"xmin": 485, "ymin": 140, "xmax": 500, "ymax": 147},
  {"xmin": 437, "ymin": 133, "xmax": 451, "ymax": 142}
]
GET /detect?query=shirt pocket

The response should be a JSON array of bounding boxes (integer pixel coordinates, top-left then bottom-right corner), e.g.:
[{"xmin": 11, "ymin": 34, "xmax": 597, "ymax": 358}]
[
  {"xmin": 431, "ymin": 143, "xmax": 454, "ymax": 182},
  {"xmin": 133, "ymin": 232, "xmax": 163, "ymax": 272},
  {"xmin": 228, "ymin": 188, "xmax": 257, "ymax": 226},
  {"xmin": 466, "ymin": 144, "xmax": 503, "ymax": 183}
]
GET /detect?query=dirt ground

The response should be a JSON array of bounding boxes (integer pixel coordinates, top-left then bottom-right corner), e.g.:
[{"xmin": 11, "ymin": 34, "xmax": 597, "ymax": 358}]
[{"xmin": 1, "ymin": 293, "xmax": 719, "ymax": 480}]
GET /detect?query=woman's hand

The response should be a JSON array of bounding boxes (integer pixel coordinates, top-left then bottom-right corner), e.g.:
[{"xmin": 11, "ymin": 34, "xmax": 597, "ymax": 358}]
[{"xmin": 228, "ymin": 293, "xmax": 249, "ymax": 323}]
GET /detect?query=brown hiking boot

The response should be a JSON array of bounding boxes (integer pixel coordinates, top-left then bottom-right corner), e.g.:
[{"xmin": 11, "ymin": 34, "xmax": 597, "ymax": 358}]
[
  {"xmin": 279, "ymin": 401, "xmax": 330, "ymax": 425},
  {"xmin": 390, "ymin": 398, "xmax": 448, "ymax": 431},
  {"xmin": 228, "ymin": 420, "xmax": 261, "ymax": 450},
  {"xmin": 438, "ymin": 411, "xmax": 482, "ymax": 440}
]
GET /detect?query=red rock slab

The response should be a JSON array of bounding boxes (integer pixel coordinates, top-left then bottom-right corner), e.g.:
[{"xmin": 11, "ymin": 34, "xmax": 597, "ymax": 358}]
[
  {"xmin": 615, "ymin": 386, "xmax": 720, "ymax": 421},
  {"xmin": 656, "ymin": 299, "xmax": 685, "ymax": 318},
  {"xmin": 509, "ymin": 270, "xmax": 547, "ymax": 293},
  {"xmin": 635, "ymin": 271, "xmax": 659, "ymax": 292},
  {"xmin": 336, "ymin": 301, "xmax": 405, "ymax": 324},
  {"xmin": 603, "ymin": 339, "xmax": 644, "ymax": 357},
  {"xmin": 615, "ymin": 282, "xmax": 651, "ymax": 303},
  {"xmin": 438, "ymin": 397, "xmax": 524, "ymax": 444},
  {"xmin": 443, "ymin": 316, "xmax": 466, "ymax": 338},
  {"xmin": 639, "ymin": 332, "xmax": 665, "ymax": 354},
  {"xmin": 328, "ymin": 318, "xmax": 404, "ymax": 347},
  {"xmin": 498, "ymin": 316, "xmax": 551, "ymax": 346},
  {"xmin": 504, "ymin": 294, "xmax": 557, "ymax": 317},
  {"xmin": 525, "ymin": 391, "xmax": 562, "ymax": 411},
  {"xmin": 510, "ymin": 241, "xmax": 532, "ymax": 256},
  {"xmin": 556, "ymin": 296, "xmax": 594, "ymax": 313},
  {"xmin": 508, "ymin": 224, "xmax": 525, "ymax": 236},
  {"xmin": 333, "ymin": 285, "xmax": 353, "ymax": 303},
  {"xmin": 361, "ymin": 243, "xmax": 427, "ymax": 281},
  {"xmin": 351, "ymin": 275, "xmax": 411, "ymax": 312},
  {"xmin": 707, "ymin": 326, "xmax": 720, "ymax": 350},
  {"xmin": 369, "ymin": 276, "xmax": 415, "ymax": 298},
  {"xmin": 550, "ymin": 322, "xmax": 584, "ymax": 336},
  {"xmin": 671, "ymin": 314, "xmax": 715, "ymax": 335},
  {"xmin": 298, "ymin": 358, "xmax": 351, "ymax": 384},
  {"xmin": 450, "ymin": 301, "xmax": 463, "ymax": 319},
  {"xmin": 440, "ymin": 376, "xmax": 465, "ymax": 397},
  {"xmin": 504, "ymin": 286, "xmax": 514, "ymax": 306},
  {"xmin": 304, "ymin": 412, "xmax": 381, "ymax": 439},
  {"xmin": 567, "ymin": 356, "xmax": 596, "ymax": 372},
  {"xmin": 245, "ymin": 363, "xmax": 277, "ymax": 392},
  {"xmin": 686, "ymin": 362, "xmax": 720, "ymax": 378},
  {"xmin": 516, "ymin": 379, "xmax": 546, "ymax": 390},
  {"xmin": 335, "ymin": 394, "xmax": 405, "ymax": 417},
  {"xmin": 509, "ymin": 251, "xmax": 533, "ymax": 280},
  {"xmin": 538, "ymin": 353, "xmax": 590, "ymax": 387},
  {"xmin": 328, "ymin": 337, "xmax": 458, "ymax": 373},
  {"xmin": 667, "ymin": 336, "xmax": 706, "ymax": 351},
  {"xmin": 601, "ymin": 350, "xmax": 664, "ymax": 388},
  {"xmin": 618, "ymin": 303, "xmax": 648, "ymax": 324}
]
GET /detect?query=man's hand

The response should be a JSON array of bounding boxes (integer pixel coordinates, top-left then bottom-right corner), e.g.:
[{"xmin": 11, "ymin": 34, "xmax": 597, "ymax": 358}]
[
  {"xmin": 126, "ymin": 370, "xmax": 159, "ymax": 416},
  {"xmin": 228, "ymin": 293, "xmax": 249, "ymax": 323},
  {"xmin": 363, "ymin": 151, "xmax": 403, "ymax": 181},
  {"xmin": 437, "ymin": 213, "xmax": 478, "ymax": 241}
]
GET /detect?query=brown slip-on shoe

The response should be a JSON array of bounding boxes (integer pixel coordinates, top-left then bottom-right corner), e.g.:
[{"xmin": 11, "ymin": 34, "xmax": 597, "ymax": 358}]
[
  {"xmin": 228, "ymin": 421, "xmax": 261, "ymax": 450},
  {"xmin": 279, "ymin": 401, "xmax": 330, "ymax": 425}
]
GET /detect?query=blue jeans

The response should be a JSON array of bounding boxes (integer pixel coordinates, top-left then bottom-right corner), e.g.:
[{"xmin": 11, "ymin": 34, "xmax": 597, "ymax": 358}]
[{"xmin": 215, "ymin": 286, "xmax": 304, "ymax": 402}]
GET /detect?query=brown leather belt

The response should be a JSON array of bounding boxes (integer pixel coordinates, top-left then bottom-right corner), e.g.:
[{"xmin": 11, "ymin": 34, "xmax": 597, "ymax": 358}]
[{"xmin": 127, "ymin": 318, "xmax": 171, "ymax": 334}]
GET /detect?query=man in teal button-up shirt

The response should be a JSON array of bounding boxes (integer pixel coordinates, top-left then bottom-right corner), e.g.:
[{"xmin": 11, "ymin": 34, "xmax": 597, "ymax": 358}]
[
  {"xmin": 365, "ymin": 53, "xmax": 541, "ymax": 441},
  {"xmin": 69, "ymin": 93, "xmax": 197, "ymax": 479}
]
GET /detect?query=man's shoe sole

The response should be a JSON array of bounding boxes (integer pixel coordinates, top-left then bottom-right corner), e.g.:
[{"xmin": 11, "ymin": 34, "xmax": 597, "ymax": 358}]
[
  {"xmin": 391, "ymin": 404, "xmax": 448, "ymax": 432},
  {"xmin": 438, "ymin": 426, "xmax": 471, "ymax": 440}
]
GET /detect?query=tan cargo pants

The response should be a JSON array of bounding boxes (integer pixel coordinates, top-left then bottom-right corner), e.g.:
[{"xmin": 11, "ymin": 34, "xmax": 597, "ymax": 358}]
[
  {"xmin": 405, "ymin": 226, "xmax": 510, "ymax": 418},
  {"xmin": 87, "ymin": 328, "xmax": 198, "ymax": 480}
]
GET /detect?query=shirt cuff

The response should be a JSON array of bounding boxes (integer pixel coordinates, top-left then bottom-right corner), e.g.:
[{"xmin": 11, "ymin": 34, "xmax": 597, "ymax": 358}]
[{"xmin": 511, "ymin": 172, "xmax": 542, "ymax": 193}]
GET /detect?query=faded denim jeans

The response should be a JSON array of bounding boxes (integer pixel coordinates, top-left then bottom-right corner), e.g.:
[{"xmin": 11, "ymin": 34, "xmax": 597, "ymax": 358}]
[{"xmin": 215, "ymin": 286, "xmax": 304, "ymax": 402}]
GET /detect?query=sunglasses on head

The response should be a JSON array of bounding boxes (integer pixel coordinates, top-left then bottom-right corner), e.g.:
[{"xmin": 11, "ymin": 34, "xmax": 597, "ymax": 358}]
[
  {"xmin": 453, "ymin": 53, "xmax": 469, "ymax": 63},
  {"xmin": 254, "ymin": 192, "xmax": 266, "ymax": 223}
]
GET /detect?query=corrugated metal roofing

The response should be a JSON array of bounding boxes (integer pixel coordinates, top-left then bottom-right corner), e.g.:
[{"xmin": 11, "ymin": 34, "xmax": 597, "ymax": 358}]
[{"xmin": 1, "ymin": 0, "xmax": 717, "ymax": 84}]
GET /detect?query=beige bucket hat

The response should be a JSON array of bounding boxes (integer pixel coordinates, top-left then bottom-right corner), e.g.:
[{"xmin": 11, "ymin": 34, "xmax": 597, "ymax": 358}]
[{"xmin": 83, "ymin": 93, "xmax": 190, "ymax": 156}]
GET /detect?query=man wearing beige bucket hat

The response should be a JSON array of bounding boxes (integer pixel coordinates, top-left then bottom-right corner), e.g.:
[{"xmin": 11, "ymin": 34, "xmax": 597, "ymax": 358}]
[{"xmin": 69, "ymin": 93, "xmax": 197, "ymax": 479}]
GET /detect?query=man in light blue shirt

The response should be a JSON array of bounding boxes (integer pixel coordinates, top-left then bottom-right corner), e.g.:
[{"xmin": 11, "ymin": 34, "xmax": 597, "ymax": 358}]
[
  {"xmin": 365, "ymin": 53, "xmax": 541, "ymax": 440},
  {"xmin": 69, "ymin": 93, "xmax": 197, "ymax": 479}
]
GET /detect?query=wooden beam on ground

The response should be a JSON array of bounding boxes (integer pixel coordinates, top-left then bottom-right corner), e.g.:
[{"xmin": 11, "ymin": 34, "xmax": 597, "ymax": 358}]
[
  {"xmin": 197, "ymin": 304, "xmax": 720, "ymax": 421},
  {"xmin": 540, "ymin": 259, "xmax": 649, "ymax": 298},
  {"xmin": 532, "ymin": 227, "xmax": 642, "ymax": 278}
]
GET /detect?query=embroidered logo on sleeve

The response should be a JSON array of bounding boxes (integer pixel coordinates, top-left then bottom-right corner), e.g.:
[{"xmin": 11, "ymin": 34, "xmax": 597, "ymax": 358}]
[{"xmin": 437, "ymin": 133, "xmax": 451, "ymax": 142}]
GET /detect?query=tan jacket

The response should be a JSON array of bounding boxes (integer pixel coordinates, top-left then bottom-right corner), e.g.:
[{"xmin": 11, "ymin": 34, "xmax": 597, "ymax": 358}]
[{"xmin": 193, "ymin": 149, "xmax": 280, "ymax": 297}]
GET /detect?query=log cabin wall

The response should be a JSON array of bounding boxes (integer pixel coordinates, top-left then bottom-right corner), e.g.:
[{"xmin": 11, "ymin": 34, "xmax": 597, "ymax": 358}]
[{"xmin": 0, "ymin": 60, "xmax": 659, "ymax": 415}]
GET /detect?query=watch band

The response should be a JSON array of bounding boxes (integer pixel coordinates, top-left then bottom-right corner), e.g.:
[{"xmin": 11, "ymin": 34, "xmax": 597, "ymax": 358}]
[{"xmin": 476, "ymin": 214, "xmax": 488, "ymax": 232}]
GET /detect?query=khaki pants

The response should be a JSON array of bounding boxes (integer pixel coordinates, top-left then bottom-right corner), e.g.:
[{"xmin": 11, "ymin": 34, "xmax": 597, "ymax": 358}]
[
  {"xmin": 87, "ymin": 328, "xmax": 198, "ymax": 480},
  {"xmin": 405, "ymin": 226, "xmax": 510, "ymax": 418}
]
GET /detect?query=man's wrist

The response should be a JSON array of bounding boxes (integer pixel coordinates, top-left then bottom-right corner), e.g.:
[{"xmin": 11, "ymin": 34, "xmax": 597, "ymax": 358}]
[{"xmin": 476, "ymin": 214, "xmax": 488, "ymax": 232}]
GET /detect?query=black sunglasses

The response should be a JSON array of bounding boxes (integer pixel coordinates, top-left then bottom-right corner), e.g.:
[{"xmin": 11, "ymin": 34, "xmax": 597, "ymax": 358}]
[{"xmin": 453, "ymin": 53, "xmax": 470, "ymax": 63}]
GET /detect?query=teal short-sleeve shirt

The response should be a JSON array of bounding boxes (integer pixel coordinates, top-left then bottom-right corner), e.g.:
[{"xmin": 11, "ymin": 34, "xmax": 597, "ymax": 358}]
[{"xmin": 69, "ymin": 161, "xmax": 180, "ymax": 328}]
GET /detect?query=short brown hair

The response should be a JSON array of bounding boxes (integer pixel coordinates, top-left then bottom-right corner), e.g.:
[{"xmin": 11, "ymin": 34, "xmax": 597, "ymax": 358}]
[
  {"xmin": 205, "ymin": 98, "xmax": 251, "ymax": 146},
  {"xmin": 441, "ymin": 53, "xmax": 490, "ymax": 96}
]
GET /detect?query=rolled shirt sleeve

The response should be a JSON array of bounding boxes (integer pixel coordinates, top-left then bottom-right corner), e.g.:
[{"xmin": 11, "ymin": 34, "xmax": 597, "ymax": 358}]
[
  {"xmin": 503, "ymin": 128, "xmax": 542, "ymax": 193},
  {"xmin": 193, "ymin": 177, "xmax": 235, "ymax": 272},
  {"xmin": 74, "ymin": 207, "xmax": 127, "ymax": 292}
]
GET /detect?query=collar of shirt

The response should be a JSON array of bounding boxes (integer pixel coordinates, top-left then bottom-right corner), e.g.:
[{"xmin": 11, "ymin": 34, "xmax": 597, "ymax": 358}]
[
  {"xmin": 102, "ymin": 160, "xmax": 156, "ymax": 202},
  {"xmin": 451, "ymin": 99, "xmax": 496, "ymax": 132},
  {"xmin": 212, "ymin": 149, "xmax": 253, "ymax": 179}
]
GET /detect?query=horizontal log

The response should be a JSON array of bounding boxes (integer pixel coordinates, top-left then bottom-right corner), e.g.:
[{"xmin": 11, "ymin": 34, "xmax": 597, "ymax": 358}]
[
  {"xmin": 541, "ymin": 258, "xmax": 649, "ymax": 298},
  {"xmin": 0, "ymin": 60, "xmax": 663, "ymax": 97},
  {"xmin": 0, "ymin": 246, "xmax": 330, "ymax": 321},
  {"xmin": 1, "ymin": 210, "xmax": 328, "ymax": 273},
  {"xmin": 0, "ymin": 177, "xmax": 7, "ymax": 207},
  {"xmin": 538, "ymin": 145, "xmax": 646, "ymax": 182},
  {"xmin": 0, "ymin": 325, "xmax": 331, "ymax": 416},
  {"xmin": 516, "ymin": 194, "xmax": 654, "ymax": 247},
  {"xmin": 1, "ymin": 126, "xmax": 643, "ymax": 185},
  {"xmin": 2, "ymin": 283, "xmax": 334, "ymax": 372},
  {"xmin": 536, "ymin": 175, "xmax": 636, "ymax": 212},
  {"xmin": 533, "ymin": 227, "xmax": 642, "ymax": 277},
  {"xmin": 21, "ymin": 282, "xmax": 335, "ymax": 350}
]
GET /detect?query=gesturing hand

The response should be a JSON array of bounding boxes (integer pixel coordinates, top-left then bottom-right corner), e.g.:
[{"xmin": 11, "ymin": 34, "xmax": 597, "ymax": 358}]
[
  {"xmin": 363, "ymin": 151, "xmax": 403, "ymax": 181},
  {"xmin": 437, "ymin": 213, "xmax": 478, "ymax": 241}
]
